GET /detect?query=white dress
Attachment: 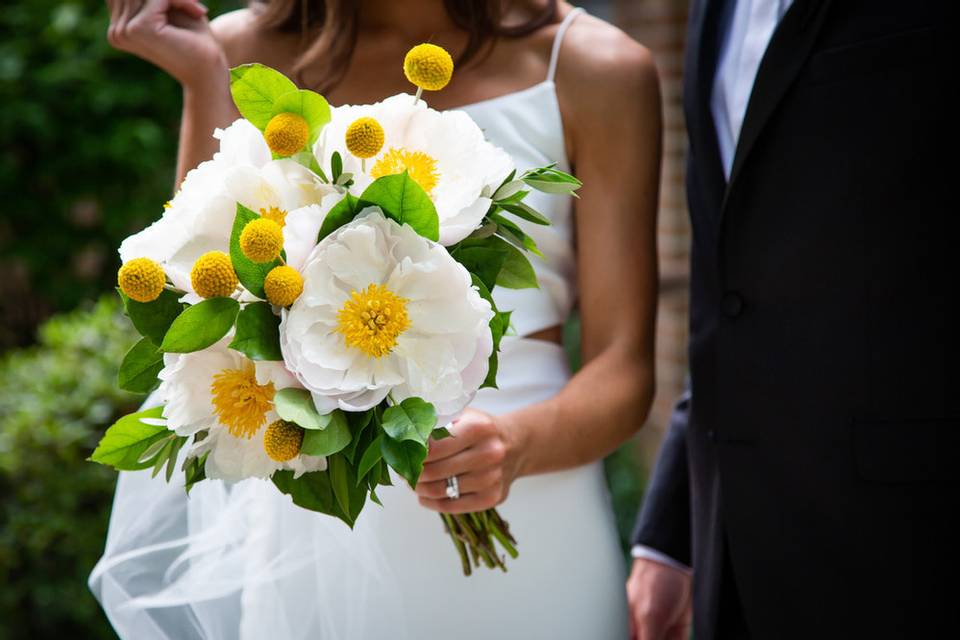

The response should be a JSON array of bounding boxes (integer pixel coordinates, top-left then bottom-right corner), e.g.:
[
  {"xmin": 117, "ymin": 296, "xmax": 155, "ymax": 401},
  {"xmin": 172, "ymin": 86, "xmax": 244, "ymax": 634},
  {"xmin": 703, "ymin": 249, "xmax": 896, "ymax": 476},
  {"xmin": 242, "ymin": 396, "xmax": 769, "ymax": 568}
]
[{"xmin": 90, "ymin": 9, "xmax": 628, "ymax": 639}]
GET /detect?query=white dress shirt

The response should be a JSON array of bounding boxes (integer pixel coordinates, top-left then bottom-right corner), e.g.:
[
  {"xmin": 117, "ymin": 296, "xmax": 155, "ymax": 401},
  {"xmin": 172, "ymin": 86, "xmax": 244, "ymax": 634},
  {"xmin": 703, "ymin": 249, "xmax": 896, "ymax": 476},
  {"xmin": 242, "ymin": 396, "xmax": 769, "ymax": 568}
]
[{"xmin": 631, "ymin": 0, "xmax": 794, "ymax": 572}]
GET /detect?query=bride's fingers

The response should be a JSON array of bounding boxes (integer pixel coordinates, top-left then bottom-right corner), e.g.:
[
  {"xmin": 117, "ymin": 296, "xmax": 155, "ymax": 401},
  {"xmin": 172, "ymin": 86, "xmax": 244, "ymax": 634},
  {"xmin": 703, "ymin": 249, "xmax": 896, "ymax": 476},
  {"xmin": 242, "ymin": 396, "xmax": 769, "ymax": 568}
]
[
  {"xmin": 170, "ymin": 0, "xmax": 208, "ymax": 19},
  {"xmin": 414, "ymin": 468, "xmax": 501, "ymax": 500},
  {"xmin": 424, "ymin": 411, "xmax": 497, "ymax": 463},
  {"xmin": 418, "ymin": 440, "xmax": 505, "ymax": 483},
  {"xmin": 418, "ymin": 489, "xmax": 500, "ymax": 514}
]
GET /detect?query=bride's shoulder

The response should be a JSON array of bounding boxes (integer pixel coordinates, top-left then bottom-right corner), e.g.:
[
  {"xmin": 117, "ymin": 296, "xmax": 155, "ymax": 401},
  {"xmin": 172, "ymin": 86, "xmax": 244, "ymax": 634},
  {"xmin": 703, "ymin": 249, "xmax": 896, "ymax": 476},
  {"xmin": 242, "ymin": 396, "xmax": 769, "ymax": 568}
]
[
  {"xmin": 556, "ymin": 12, "xmax": 659, "ymax": 108},
  {"xmin": 210, "ymin": 7, "xmax": 300, "ymax": 76}
]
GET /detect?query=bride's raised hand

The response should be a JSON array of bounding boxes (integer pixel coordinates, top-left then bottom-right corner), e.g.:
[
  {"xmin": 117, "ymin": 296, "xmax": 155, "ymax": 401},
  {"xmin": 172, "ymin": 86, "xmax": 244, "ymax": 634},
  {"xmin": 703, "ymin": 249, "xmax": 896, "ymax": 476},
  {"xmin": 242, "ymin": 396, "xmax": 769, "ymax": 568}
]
[
  {"xmin": 415, "ymin": 409, "xmax": 523, "ymax": 513},
  {"xmin": 106, "ymin": 0, "xmax": 227, "ymax": 88}
]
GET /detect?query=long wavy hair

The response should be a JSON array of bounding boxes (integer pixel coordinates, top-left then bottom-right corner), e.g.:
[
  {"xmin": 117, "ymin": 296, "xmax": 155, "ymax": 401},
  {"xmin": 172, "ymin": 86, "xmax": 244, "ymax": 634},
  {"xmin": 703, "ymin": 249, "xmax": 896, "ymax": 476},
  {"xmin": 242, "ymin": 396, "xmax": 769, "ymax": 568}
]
[{"xmin": 253, "ymin": 0, "xmax": 558, "ymax": 92}]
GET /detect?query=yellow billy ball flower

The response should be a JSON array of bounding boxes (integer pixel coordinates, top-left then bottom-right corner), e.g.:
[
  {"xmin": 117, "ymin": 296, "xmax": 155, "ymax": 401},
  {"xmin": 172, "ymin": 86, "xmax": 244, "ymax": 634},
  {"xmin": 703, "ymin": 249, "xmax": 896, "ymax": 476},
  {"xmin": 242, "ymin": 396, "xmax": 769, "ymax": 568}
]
[
  {"xmin": 240, "ymin": 218, "xmax": 284, "ymax": 263},
  {"xmin": 191, "ymin": 251, "xmax": 238, "ymax": 299},
  {"xmin": 264, "ymin": 265, "xmax": 304, "ymax": 307},
  {"xmin": 264, "ymin": 112, "xmax": 310, "ymax": 157},
  {"xmin": 118, "ymin": 257, "xmax": 165, "ymax": 303},
  {"xmin": 345, "ymin": 117, "xmax": 385, "ymax": 159},
  {"xmin": 404, "ymin": 43, "xmax": 454, "ymax": 92},
  {"xmin": 263, "ymin": 419, "xmax": 305, "ymax": 462}
]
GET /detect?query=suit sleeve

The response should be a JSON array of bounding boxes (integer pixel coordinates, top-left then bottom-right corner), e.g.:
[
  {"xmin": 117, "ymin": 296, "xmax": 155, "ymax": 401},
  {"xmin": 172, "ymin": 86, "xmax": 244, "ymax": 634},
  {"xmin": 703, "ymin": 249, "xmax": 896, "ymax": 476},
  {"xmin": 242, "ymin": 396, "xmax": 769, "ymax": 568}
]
[{"xmin": 630, "ymin": 386, "xmax": 692, "ymax": 567}]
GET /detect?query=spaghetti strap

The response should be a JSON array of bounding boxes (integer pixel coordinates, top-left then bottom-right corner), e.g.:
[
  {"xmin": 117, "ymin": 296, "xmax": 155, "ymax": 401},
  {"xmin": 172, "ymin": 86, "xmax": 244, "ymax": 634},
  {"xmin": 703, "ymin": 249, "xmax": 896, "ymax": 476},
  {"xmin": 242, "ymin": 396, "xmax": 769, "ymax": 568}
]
[{"xmin": 546, "ymin": 7, "xmax": 586, "ymax": 83}]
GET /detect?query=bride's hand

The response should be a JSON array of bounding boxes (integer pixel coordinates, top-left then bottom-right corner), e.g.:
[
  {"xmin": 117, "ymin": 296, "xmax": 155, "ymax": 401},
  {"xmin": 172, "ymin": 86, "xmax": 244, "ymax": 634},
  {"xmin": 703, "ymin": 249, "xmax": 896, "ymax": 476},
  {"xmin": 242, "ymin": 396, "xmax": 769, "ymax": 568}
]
[
  {"xmin": 107, "ymin": 0, "xmax": 227, "ymax": 88},
  {"xmin": 415, "ymin": 409, "xmax": 522, "ymax": 513}
]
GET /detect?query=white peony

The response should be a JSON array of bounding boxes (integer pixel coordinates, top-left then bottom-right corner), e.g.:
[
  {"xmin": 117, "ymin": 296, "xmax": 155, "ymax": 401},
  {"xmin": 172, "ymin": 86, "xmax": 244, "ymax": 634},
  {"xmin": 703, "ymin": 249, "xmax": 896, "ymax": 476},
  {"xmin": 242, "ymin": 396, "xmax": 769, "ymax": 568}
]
[
  {"xmin": 157, "ymin": 339, "xmax": 326, "ymax": 481},
  {"xmin": 280, "ymin": 210, "xmax": 494, "ymax": 421},
  {"xmin": 119, "ymin": 119, "xmax": 335, "ymax": 301},
  {"xmin": 317, "ymin": 94, "xmax": 514, "ymax": 245}
]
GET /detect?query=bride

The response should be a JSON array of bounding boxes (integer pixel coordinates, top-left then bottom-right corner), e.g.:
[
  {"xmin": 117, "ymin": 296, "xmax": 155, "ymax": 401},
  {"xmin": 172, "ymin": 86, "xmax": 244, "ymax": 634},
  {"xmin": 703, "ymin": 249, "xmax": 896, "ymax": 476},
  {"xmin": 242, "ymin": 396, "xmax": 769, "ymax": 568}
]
[{"xmin": 92, "ymin": 1, "xmax": 661, "ymax": 638}]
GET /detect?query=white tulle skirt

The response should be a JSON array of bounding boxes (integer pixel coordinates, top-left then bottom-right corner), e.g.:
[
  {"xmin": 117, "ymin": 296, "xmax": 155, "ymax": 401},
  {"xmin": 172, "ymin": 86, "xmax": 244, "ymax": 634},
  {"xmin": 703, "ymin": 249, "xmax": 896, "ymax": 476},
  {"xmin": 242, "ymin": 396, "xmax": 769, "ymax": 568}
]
[{"xmin": 89, "ymin": 338, "xmax": 628, "ymax": 639}]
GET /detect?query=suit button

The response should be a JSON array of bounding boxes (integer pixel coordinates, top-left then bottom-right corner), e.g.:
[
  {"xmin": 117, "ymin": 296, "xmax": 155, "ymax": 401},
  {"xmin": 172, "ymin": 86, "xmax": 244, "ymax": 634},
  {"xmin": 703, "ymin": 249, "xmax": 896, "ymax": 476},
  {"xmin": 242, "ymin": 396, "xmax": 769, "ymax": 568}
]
[{"xmin": 721, "ymin": 292, "xmax": 744, "ymax": 318}]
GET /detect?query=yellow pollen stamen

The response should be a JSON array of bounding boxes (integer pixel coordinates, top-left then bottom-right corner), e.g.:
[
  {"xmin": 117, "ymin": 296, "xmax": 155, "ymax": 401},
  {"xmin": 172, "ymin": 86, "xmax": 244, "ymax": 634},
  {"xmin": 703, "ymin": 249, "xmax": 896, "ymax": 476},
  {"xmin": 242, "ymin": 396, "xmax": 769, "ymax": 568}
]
[
  {"xmin": 118, "ymin": 257, "xmax": 165, "ymax": 303},
  {"xmin": 264, "ymin": 265, "xmax": 304, "ymax": 307},
  {"xmin": 370, "ymin": 147, "xmax": 439, "ymax": 195},
  {"xmin": 404, "ymin": 43, "xmax": 454, "ymax": 92},
  {"xmin": 263, "ymin": 419, "xmax": 305, "ymax": 462},
  {"xmin": 264, "ymin": 112, "xmax": 310, "ymax": 157},
  {"xmin": 240, "ymin": 218, "xmax": 284, "ymax": 263},
  {"xmin": 259, "ymin": 205, "xmax": 288, "ymax": 227},
  {"xmin": 210, "ymin": 362, "xmax": 275, "ymax": 439},
  {"xmin": 190, "ymin": 251, "xmax": 238, "ymax": 299},
  {"xmin": 336, "ymin": 283, "xmax": 410, "ymax": 358}
]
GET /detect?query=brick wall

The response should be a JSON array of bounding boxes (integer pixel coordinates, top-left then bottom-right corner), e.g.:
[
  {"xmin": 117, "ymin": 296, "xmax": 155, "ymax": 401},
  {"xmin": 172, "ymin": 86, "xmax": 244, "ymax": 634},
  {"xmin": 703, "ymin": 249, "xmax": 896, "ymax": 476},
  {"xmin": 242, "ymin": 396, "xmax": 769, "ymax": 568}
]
[{"xmin": 589, "ymin": 0, "xmax": 693, "ymax": 468}]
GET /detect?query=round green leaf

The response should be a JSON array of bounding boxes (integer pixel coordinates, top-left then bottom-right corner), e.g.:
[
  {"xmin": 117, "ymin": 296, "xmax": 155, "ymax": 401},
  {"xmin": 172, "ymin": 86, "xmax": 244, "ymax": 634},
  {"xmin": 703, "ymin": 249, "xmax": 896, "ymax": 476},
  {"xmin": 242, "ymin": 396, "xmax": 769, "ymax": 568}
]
[
  {"xmin": 160, "ymin": 297, "xmax": 240, "ymax": 353},
  {"xmin": 229, "ymin": 302, "xmax": 282, "ymax": 360},
  {"xmin": 230, "ymin": 64, "xmax": 298, "ymax": 129},
  {"xmin": 301, "ymin": 410, "xmax": 352, "ymax": 456},
  {"xmin": 272, "ymin": 89, "xmax": 331, "ymax": 146},
  {"xmin": 118, "ymin": 337, "xmax": 163, "ymax": 393},
  {"xmin": 381, "ymin": 398, "xmax": 437, "ymax": 445},
  {"xmin": 121, "ymin": 288, "xmax": 185, "ymax": 346},
  {"xmin": 381, "ymin": 435, "xmax": 427, "ymax": 488},
  {"xmin": 274, "ymin": 388, "xmax": 331, "ymax": 430},
  {"xmin": 359, "ymin": 173, "xmax": 439, "ymax": 241}
]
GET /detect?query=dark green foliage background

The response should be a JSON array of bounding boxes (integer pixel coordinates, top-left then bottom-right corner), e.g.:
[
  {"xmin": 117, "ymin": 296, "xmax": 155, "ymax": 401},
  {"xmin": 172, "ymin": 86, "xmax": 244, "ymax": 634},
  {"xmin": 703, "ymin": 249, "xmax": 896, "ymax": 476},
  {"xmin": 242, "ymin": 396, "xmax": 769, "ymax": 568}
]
[
  {"xmin": 0, "ymin": 0, "xmax": 236, "ymax": 350},
  {"xmin": 0, "ymin": 2, "xmax": 644, "ymax": 637}
]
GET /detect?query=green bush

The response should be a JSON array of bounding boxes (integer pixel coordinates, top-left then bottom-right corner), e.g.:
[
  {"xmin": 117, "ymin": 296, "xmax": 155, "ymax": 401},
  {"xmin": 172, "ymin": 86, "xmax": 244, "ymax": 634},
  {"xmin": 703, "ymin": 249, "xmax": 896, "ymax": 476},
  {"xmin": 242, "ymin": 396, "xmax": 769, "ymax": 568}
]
[{"xmin": 0, "ymin": 295, "xmax": 141, "ymax": 640}]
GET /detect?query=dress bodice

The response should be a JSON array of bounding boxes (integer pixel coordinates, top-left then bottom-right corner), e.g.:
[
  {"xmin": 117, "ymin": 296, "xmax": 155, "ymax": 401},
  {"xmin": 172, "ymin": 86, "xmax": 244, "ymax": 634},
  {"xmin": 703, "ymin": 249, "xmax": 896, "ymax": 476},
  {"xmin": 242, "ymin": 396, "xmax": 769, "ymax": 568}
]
[{"xmin": 458, "ymin": 8, "xmax": 583, "ymax": 337}]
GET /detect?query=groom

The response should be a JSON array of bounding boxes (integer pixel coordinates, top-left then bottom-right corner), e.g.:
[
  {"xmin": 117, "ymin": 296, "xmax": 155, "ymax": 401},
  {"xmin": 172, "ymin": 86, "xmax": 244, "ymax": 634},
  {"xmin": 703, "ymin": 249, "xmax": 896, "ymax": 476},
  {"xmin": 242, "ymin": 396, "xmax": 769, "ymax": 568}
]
[{"xmin": 627, "ymin": 0, "xmax": 951, "ymax": 638}]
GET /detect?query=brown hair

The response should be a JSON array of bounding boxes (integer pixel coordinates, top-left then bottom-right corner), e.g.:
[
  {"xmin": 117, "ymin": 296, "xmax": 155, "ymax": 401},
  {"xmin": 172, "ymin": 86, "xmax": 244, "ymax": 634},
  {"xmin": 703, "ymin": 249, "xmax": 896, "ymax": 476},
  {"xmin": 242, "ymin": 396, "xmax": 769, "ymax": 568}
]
[{"xmin": 253, "ymin": 1, "xmax": 558, "ymax": 92}]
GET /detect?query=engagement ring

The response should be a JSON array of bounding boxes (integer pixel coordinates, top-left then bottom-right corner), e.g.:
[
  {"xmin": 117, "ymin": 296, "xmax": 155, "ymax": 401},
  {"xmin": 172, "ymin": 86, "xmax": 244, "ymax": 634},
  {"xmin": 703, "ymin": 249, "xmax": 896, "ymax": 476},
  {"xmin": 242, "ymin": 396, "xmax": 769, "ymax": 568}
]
[{"xmin": 445, "ymin": 475, "xmax": 460, "ymax": 500}]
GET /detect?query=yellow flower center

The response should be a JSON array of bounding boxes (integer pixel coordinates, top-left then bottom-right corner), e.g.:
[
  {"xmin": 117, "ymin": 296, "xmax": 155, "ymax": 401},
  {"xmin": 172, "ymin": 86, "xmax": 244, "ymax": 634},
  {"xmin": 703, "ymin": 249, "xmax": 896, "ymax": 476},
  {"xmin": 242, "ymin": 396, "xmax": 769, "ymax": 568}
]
[
  {"xmin": 336, "ymin": 283, "xmax": 411, "ymax": 358},
  {"xmin": 259, "ymin": 205, "xmax": 288, "ymax": 227},
  {"xmin": 210, "ymin": 362, "xmax": 275, "ymax": 439},
  {"xmin": 118, "ymin": 257, "xmax": 165, "ymax": 303},
  {"xmin": 264, "ymin": 112, "xmax": 310, "ymax": 157},
  {"xmin": 264, "ymin": 265, "xmax": 304, "ymax": 307},
  {"xmin": 240, "ymin": 218, "xmax": 284, "ymax": 263},
  {"xmin": 370, "ymin": 147, "xmax": 439, "ymax": 195},
  {"xmin": 190, "ymin": 251, "xmax": 238, "ymax": 299},
  {"xmin": 403, "ymin": 43, "xmax": 454, "ymax": 91},
  {"xmin": 345, "ymin": 117, "xmax": 385, "ymax": 159},
  {"xmin": 263, "ymin": 419, "xmax": 304, "ymax": 462}
]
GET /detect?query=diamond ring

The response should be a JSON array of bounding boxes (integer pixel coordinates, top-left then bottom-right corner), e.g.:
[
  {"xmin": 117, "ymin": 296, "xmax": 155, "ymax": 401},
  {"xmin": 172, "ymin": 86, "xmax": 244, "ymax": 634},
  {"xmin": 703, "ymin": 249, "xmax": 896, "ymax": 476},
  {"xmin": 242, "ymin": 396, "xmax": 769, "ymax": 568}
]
[{"xmin": 445, "ymin": 475, "xmax": 460, "ymax": 500}]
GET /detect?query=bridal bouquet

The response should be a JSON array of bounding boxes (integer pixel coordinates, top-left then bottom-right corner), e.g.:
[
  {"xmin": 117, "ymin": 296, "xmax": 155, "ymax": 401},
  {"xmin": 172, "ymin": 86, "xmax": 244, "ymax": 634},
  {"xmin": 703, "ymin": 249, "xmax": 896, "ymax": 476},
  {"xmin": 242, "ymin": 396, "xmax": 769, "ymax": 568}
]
[{"xmin": 90, "ymin": 44, "xmax": 580, "ymax": 575}]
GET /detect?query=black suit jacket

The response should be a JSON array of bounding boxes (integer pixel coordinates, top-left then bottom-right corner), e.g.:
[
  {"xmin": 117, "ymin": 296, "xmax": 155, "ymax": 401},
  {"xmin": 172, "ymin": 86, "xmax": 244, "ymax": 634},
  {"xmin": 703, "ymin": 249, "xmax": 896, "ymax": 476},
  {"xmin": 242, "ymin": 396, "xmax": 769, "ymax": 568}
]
[{"xmin": 633, "ymin": 1, "xmax": 953, "ymax": 638}]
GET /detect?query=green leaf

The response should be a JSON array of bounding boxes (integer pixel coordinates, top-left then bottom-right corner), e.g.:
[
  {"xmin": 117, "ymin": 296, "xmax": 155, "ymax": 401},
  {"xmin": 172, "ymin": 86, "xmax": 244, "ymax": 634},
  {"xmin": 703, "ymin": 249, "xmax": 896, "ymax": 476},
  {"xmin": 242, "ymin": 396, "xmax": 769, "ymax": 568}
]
[
  {"xmin": 470, "ymin": 275, "xmax": 505, "ymax": 389},
  {"xmin": 498, "ymin": 201, "xmax": 551, "ymax": 226},
  {"xmin": 117, "ymin": 337, "xmax": 163, "ymax": 393},
  {"xmin": 230, "ymin": 203, "xmax": 282, "ymax": 299},
  {"xmin": 301, "ymin": 410, "xmax": 352, "ymax": 456},
  {"xmin": 272, "ymin": 88, "xmax": 331, "ymax": 146},
  {"xmin": 455, "ymin": 235, "xmax": 538, "ymax": 290},
  {"xmin": 381, "ymin": 435, "xmax": 427, "ymax": 488},
  {"xmin": 489, "ymin": 212, "xmax": 544, "ymax": 258},
  {"xmin": 229, "ymin": 302, "xmax": 283, "ymax": 360},
  {"xmin": 520, "ymin": 165, "xmax": 583, "ymax": 196},
  {"xmin": 356, "ymin": 434, "xmax": 384, "ymax": 484},
  {"xmin": 453, "ymin": 246, "xmax": 505, "ymax": 291},
  {"xmin": 121, "ymin": 288, "xmax": 184, "ymax": 346},
  {"xmin": 342, "ymin": 409, "xmax": 375, "ymax": 463},
  {"xmin": 381, "ymin": 398, "xmax": 437, "ymax": 445},
  {"xmin": 317, "ymin": 193, "xmax": 361, "ymax": 242},
  {"xmin": 328, "ymin": 453, "xmax": 351, "ymax": 517},
  {"xmin": 230, "ymin": 64, "xmax": 299, "ymax": 129},
  {"xmin": 359, "ymin": 173, "xmax": 439, "ymax": 241},
  {"xmin": 432, "ymin": 427, "xmax": 453, "ymax": 440},
  {"xmin": 183, "ymin": 451, "xmax": 208, "ymax": 494},
  {"xmin": 274, "ymin": 388, "xmax": 330, "ymax": 430},
  {"xmin": 89, "ymin": 406, "xmax": 168, "ymax": 471},
  {"xmin": 160, "ymin": 297, "xmax": 240, "ymax": 353},
  {"xmin": 331, "ymin": 151, "xmax": 343, "ymax": 182},
  {"xmin": 272, "ymin": 463, "xmax": 367, "ymax": 528}
]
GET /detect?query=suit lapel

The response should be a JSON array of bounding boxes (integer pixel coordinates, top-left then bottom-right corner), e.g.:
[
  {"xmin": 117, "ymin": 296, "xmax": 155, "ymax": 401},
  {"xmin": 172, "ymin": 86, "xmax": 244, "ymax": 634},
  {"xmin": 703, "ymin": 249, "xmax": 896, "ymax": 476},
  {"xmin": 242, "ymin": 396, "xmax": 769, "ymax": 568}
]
[{"xmin": 721, "ymin": 0, "xmax": 834, "ymax": 212}]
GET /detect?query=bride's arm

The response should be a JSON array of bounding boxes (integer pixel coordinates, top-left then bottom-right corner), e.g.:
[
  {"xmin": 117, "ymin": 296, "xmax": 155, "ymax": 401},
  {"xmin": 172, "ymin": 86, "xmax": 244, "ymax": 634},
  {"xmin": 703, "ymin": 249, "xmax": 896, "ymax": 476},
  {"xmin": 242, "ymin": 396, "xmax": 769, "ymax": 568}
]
[{"xmin": 416, "ymin": 21, "xmax": 661, "ymax": 511}]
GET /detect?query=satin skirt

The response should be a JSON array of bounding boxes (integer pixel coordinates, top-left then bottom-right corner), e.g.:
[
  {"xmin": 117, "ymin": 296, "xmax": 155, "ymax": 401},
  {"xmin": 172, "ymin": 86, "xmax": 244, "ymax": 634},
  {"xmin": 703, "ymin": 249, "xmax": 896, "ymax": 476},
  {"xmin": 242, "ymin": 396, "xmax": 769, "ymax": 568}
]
[{"xmin": 89, "ymin": 338, "xmax": 628, "ymax": 639}]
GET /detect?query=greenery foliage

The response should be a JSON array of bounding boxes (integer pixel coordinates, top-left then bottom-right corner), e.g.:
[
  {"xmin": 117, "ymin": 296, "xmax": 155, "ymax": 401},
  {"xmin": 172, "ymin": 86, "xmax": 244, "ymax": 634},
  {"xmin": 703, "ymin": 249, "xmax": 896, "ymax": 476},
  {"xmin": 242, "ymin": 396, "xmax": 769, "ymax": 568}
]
[{"xmin": 0, "ymin": 296, "xmax": 141, "ymax": 639}]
